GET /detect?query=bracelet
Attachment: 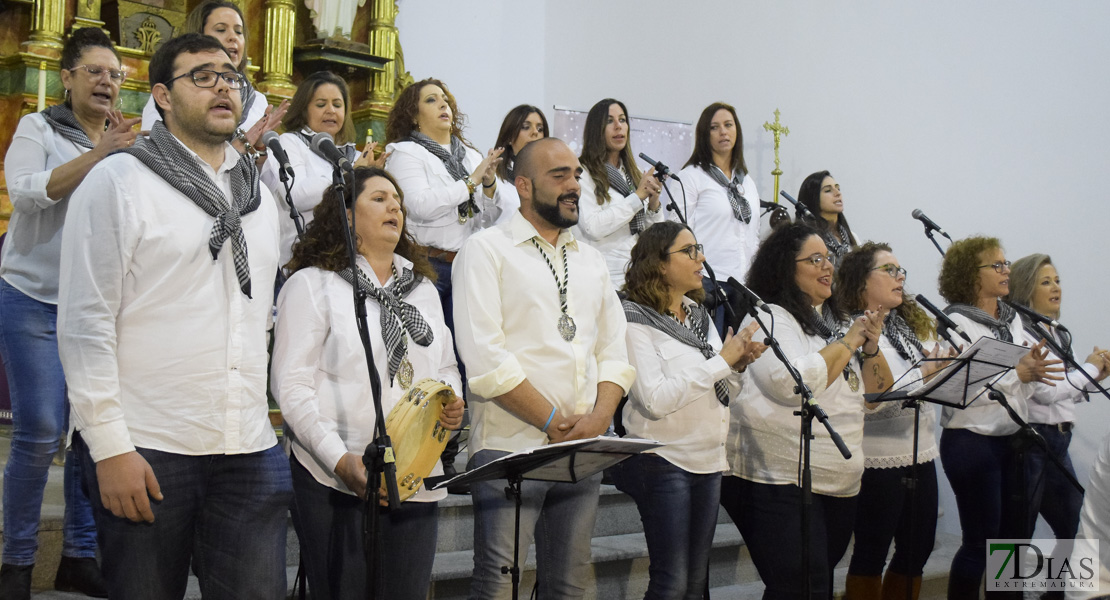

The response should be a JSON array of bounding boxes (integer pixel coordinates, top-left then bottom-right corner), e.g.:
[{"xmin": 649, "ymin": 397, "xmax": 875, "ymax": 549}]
[
  {"xmin": 463, "ymin": 176, "xmax": 478, "ymax": 195},
  {"xmin": 835, "ymin": 339, "xmax": 854, "ymax": 353},
  {"xmin": 482, "ymin": 179, "xmax": 496, "ymax": 189},
  {"xmin": 541, "ymin": 406, "xmax": 557, "ymax": 432},
  {"xmin": 859, "ymin": 346, "xmax": 881, "ymax": 360}
]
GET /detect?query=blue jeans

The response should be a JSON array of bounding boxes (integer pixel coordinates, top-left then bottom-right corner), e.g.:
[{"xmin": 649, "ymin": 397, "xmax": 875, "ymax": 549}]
[
  {"xmin": 848, "ymin": 461, "xmax": 939, "ymax": 577},
  {"xmin": 720, "ymin": 476, "xmax": 857, "ymax": 600},
  {"xmin": 939, "ymin": 428, "xmax": 1025, "ymax": 584},
  {"xmin": 610, "ymin": 454, "xmax": 721, "ymax": 600},
  {"xmin": 76, "ymin": 436, "xmax": 293, "ymax": 600},
  {"xmin": 289, "ymin": 454, "xmax": 437, "ymax": 600},
  {"xmin": 1025, "ymin": 423, "xmax": 1083, "ymax": 560},
  {"xmin": 467, "ymin": 449, "xmax": 602, "ymax": 600},
  {"xmin": 0, "ymin": 279, "xmax": 97, "ymax": 564}
]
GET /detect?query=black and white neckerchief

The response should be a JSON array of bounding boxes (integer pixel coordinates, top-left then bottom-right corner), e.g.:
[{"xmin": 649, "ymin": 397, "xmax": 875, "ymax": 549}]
[
  {"xmin": 337, "ymin": 262, "xmax": 434, "ymax": 386},
  {"xmin": 820, "ymin": 221, "xmax": 854, "ymax": 265},
  {"xmin": 530, "ymin": 238, "xmax": 576, "ymax": 342},
  {"xmin": 239, "ymin": 79, "xmax": 257, "ymax": 128},
  {"xmin": 122, "ymin": 120, "xmax": 261, "ymax": 298},
  {"xmin": 945, "ymin": 302, "xmax": 1015, "ymax": 343},
  {"xmin": 605, "ymin": 163, "xmax": 645, "ymax": 235},
  {"xmin": 624, "ymin": 299, "xmax": 731, "ymax": 406},
  {"xmin": 40, "ymin": 103, "xmax": 96, "ymax": 150},
  {"xmin": 408, "ymin": 132, "xmax": 480, "ymax": 223},
  {"xmin": 707, "ymin": 165, "xmax": 751, "ymax": 224},
  {"xmin": 295, "ymin": 128, "xmax": 359, "ymax": 164},
  {"xmin": 881, "ymin": 312, "xmax": 925, "ymax": 362}
]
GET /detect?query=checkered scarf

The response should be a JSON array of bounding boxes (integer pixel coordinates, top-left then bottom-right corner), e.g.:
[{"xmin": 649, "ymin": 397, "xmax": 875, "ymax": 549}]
[
  {"xmin": 707, "ymin": 165, "xmax": 752, "ymax": 224},
  {"xmin": 122, "ymin": 121, "xmax": 261, "ymax": 298},
  {"xmin": 606, "ymin": 163, "xmax": 645, "ymax": 234},
  {"xmin": 408, "ymin": 132, "xmax": 480, "ymax": 221},
  {"xmin": 41, "ymin": 103, "xmax": 96, "ymax": 150},
  {"xmin": 945, "ymin": 302, "xmax": 1016, "ymax": 343},
  {"xmin": 295, "ymin": 128, "xmax": 359, "ymax": 164}
]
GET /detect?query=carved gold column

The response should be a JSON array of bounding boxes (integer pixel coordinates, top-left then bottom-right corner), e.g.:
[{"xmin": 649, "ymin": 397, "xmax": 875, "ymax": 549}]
[
  {"xmin": 366, "ymin": 0, "xmax": 399, "ymax": 106},
  {"xmin": 27, "ymin": 0, "xmax": 66, "ymax": 51},
  {"xmin": 259, "ymin": 0, "xmax": 296, "ymax": 94},
  {"xmin": 73, "ymin": 0, "xmax": 106, "ymax": 33}
]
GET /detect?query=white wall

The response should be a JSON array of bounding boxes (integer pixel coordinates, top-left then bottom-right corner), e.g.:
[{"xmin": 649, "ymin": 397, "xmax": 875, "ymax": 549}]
[{"xmin": 396, "ymin": 0, "xmax": 1110, "ymax": 537}]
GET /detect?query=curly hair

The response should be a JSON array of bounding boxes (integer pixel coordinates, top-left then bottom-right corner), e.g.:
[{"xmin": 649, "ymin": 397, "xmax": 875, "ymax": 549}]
[
  {"xmin": 285, "ymin": 166, "xmax": 434, "ymax": 282},
  {"xmin": 1005, "ymin": 253, "xmax": 1053, "ymax": 309},
  {"xmin": 579, "ymin": 98, "xmax": 642, "ymax": 204},
  {"xmin": 622, "ymin": 221, "xmax": 705, "ymax": 313},
  {"xmin": 797, "ymin": 170, "xmax": 856, "ymax": 243},
  {"xmin": 282, "ymin": 71, "xmax": 356, "ymax": 145},
  {"xmin": 937, "ymin": 236, "xmax": 1001, "ymax": 305},
  {"xmin": 385, "ymin": 78, "xmax": 472, "ymax": 148},
  {"xmin": 682, "ymin": 102, "xmax": 748, "ymax": 176},
  {"xmin": 835, "ymin": 242, "xmax": 935, "ymax": 339},
  {"xmin": 494, "ymin": 105, "xmax": 548, "ymax": 182},
  {"xmin": 746, "ymin": 222, "xmax": 842, "ymax": 336}
]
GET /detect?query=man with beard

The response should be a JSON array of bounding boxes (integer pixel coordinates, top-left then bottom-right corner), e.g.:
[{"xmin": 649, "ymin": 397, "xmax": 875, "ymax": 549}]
[
  {"xmin": 56, "ymin": 34, "xmax": 291, "ymax": 599},
  {"xmin": 452, "ymin": 137, "xmax": 635, "ymax": 600}
]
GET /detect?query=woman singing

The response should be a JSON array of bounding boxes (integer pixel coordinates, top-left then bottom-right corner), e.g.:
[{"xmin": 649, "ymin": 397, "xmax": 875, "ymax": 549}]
[
  {"xmin": 0, "ymin": 27, "xmax": 139, "ymax": 598},
  {"xmin": 836, "ymin": 243, "xmax": 953, "ymax": 600},
  {"xmin": 576, "ymin": 98, "xmax": 664, "ymax": 288},
  {"xmin": 678, "ymin": 102, "xmax": 762, "ymax": 333},
  {"xmin": 797, "ymin": 170, "xmax": 857, "ymax": 265},
  {"xmin": 491, "ymin": 104, "xmax": 548, "ymax": 225},
  {"xmin": 724, "ymin": 223, "xmax": 891, "ymax": 599},
  {"xmin": 612, "ymin": 221, "xmax": 764, "ymax": 600},
  {"xmin": 937, "ymin": 237, "xmax": 1063, "ymax": 599},
  {"xmin": 272, "ymin": 167, "xmax": 464, "ymax": 600}
]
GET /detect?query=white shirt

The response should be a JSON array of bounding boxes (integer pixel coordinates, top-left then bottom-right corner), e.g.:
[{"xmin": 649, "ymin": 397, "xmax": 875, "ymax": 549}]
[
  {"xmin": 272, "ymin": 255, "xmax": 460, "ymax": 501},
  {"xmin": 385, "ymin": 140, "xmax": 503, "ymax": 252},
  {"xmin": 1021, "ymin": 327, "xmax": 1098, "ymax": 425},
  {"xmin": 675, "ymin": 165, "xmax": 763, "ymax": 284},
  {"xmin": 940, "ymin": 311, "xmax": 1032, "ymax": 436},
  {"xmin": 573, "ymin": 166, "xmax": 664, "ymax": 289},
  {"xmin": 141, "ymin": 89, "xmax": 268, "ymax": 132},
  {"xmin": 726, "ymin": 304, "xmax": 866, "ymax": 497},
  {"xmin": 452, "ymin": 212, "xmax": 636, "ymax": 455},
  {"xmin": 1068, "ymin": 432, "xmax": 1110, "ymax": 600},
  {"xmin": 57, "ymin": 138, "xmax": 281, "ymax": 462},
  {"xmin": 260, "ymin": 132, "xmax": 333, "ymax": 267},
  {"xmin": 493, "ymin": 175, "xmax": 520, "ymax": 226},
  {"xmin": 861, "ymin": 334, "xmax": 940, "ymax": 469},
  {"xmin": 623, "ymin": 297, "xmax": 741, "ymax": 473},
  {"xmin": 1, "ymin": 113, "xmax": 88, "ymax": 303}
]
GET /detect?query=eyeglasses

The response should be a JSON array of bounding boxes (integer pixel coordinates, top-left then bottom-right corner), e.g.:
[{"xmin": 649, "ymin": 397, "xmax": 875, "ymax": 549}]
[
  {"xmin": 166, "ymin": 69, "xmax": 247, "ymax": 90},
  {"xmin": 795, "ymin": 253, "xmax": 833, "ymax": 267},
  {"xmin": 667, "ymin": 244, "xmax": 704, "ymax": 260},
  {"xmin": 978, "ymin": 261, "xmax": 1012, "ymax": 274},
  {"xmin": 871, "ymin": 264, "xmax": 908, "ymax": 279},
  {"xmin": 69, "ymin": 64, "xmax": 127, "ymax": 82}
]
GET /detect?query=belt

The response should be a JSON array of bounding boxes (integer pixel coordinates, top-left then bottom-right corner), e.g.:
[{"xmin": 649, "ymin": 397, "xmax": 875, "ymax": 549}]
[
  {"xmin": 1035, "ymin": 422, "xmax": 1074, "ymax": 433},
  {"xmin": 427, "ymin": 248, "xmax": 458, "ymax": 264}
]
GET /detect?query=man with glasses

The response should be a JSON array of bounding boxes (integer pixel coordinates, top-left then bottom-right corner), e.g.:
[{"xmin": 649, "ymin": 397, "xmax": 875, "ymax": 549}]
[{"xmin": 56, "ymin": 34, "xmax": 291, "ymax": 600}]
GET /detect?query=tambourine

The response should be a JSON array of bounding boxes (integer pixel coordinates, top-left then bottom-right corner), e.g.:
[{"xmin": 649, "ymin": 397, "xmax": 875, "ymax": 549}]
[{"xmin": 383, "ymin": 378, "xmax": 455, "ymax": 501}]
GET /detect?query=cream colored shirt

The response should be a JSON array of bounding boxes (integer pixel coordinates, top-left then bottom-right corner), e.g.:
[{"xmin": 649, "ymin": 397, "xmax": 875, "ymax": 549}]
[{"xmin": 452, "ymin": 212, "xmax": 636, "ymax": 454}]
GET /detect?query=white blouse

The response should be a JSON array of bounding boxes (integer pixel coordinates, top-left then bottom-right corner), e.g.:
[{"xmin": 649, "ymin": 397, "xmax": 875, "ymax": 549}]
[
  {"xmin": 260, "ymin": 132, "xmax": 335, "ymax": 267},
  {"xmin": 493, "ymin": 175, "xmax": 520, "ymax": 226},
  {"xmin": 573, "ymin": 165, "xmax": 664, "ymax": 289},
  {"xmin": 271, "ymin": 254, "xmax": 461, "ymax": 501},
  {"xmin": 726, "ymin": 304, "xmax": 866, "ymax": 497},
  {"xmin": 384, "ymin": 140, "xmax": 504, "ymax": 252},
  {"xmin": 861, "ymin": 334, "xmax": 940, "ymax": 469},
  {"xmin": 1021, "ymin": 327, "xmax": 1099, "ymax": 425},
  {"xmin": 674, "ymin": 164, "xmax": 763, "ymax": 284},
  {"xmin": 623, "ymin": 297, "xmax": 742, "ymax": 474}
]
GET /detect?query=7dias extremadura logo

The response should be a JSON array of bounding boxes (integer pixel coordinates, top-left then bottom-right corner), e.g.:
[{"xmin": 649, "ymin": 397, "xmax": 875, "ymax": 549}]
[{"xmin": 987, "ymin": 539, "xmax": 1100, "ymax": 593}]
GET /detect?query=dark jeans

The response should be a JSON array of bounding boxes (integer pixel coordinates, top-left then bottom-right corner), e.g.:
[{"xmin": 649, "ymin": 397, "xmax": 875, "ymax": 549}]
[
  {"xmin": 939, "ymin": 428, "xmax": 1025, "ymax": 584},
  {"xmin": 77, "ymin": 436, "xmax": 292, "ymax": 600},
  {"xmin": 430, "ymin": 255, "xmax": 466, "ymax": 463},
  {"xmin": 1025, "ymin": 423, "xmax": 1083, "ymax": 560},
  {"xmin": 289, "ymin": 455, "xmax": 437, "ymax": 600},
  {"xmin": 610, "ymin": 454, "xmax": 721, "ymax": 600},
  {"xmin": 721, "ymin": 476, "xmax": 857, "ymax": 600},
  {"xmin": 848, "ymin": 461, "xmax": 939, "ymax": 577}
]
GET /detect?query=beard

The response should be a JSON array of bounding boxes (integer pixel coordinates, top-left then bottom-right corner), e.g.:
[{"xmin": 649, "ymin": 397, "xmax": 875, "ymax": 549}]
[{"xmin": 533, "ymin": 190, "xmax": 579, "ymax": 229}]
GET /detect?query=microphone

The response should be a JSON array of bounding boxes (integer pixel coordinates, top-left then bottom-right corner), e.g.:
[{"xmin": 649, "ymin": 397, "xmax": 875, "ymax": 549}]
[
  {"xmin": 311, "ymin": 131, "xmax": 352, "ymax": 171},
  {"xmin": 1008, "ymin": 301, "xmax": 1069, "ymax": 332},
  {"xmin": 726, "ymin": 277, "xmax": 772, "ymax": 315},
  {"xmin": 638, "ymin": 153, "xmax": 680, "ymax": 182},
  {"xmin": 914, "ymin": 294, "xmax": 973, "ymax": 344},
  {"xmin": 911, "ymin": 209, "xmax": 953, "ymax": 240},
  {"xmin": 779, "ymin": 190, "xmax": 814, "ymax": 218},
  {"xmin": 759, "ymin": 200, "xmax": 779, "ymax": 211},
  {"xmin": 261, "ymin": 131, "xmax": 293, "ymax": 180}
]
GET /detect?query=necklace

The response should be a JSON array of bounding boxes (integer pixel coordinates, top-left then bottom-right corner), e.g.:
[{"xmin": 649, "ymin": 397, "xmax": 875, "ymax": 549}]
[{"xmin": 530, "ymin": 238, "xmax": 576, "ymax": 342}]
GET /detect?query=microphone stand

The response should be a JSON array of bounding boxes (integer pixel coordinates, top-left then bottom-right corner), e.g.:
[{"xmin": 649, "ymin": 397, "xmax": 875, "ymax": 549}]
[
  {"xmin": 923, "ymin": 227, "xmax": 946, "ymax": 257},
  {"xmin": 276, "ymin": 161, "xmax": 305, "ymax": 238},
  {"xmin": 1029, "ymin": 320, "xmax": 1110, "ymax": 401},
  {"xmin": 327, "ymin": 164, "xmax": 401, "ymax": 599},
  {"xmin": 659, "ymin": 178, "xmax": 739, "ymax": 332},
  {"xmin": 739, "ymin": 302, "xmax": 852, "ymax": 600}
]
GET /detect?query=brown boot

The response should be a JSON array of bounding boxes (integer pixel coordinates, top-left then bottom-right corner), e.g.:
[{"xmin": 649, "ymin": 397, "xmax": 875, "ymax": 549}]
[
  {"xmin": 881, "ymin": 571, "xmax": 922, "ymax": 600},
  {"xmin": 845, "ymin": 574, "xmax": 883, "ymax": 600}
]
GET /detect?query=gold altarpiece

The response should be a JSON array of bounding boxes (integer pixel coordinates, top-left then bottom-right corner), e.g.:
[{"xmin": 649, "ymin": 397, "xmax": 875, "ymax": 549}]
[{"xmin": 0, "ymin": 0, "xmax": 412, "ymax": 233}]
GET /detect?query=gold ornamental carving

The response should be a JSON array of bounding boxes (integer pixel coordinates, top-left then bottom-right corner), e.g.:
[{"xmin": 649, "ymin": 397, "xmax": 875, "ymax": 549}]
[
  {"xmin": 261, "ymin": 0, "xmax": 297, "ymax": 89},
  {"xmin": 135, "ymin": 17, "xmax": 162, "ymax": 54},
  {"xmin": 28, "ymin": 0, "xmax": 66, "ymax": 50}
]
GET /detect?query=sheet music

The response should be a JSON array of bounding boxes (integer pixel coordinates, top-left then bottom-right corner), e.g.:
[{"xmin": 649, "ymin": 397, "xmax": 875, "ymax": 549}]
[{"xmin": 908, "ymin": 337, "xmax": 1027, "ymax": 404}]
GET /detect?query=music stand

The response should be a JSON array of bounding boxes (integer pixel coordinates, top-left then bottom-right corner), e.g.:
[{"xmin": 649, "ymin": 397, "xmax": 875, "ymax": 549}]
[{"xmin": 428, "ymin": 436, "xmax": 661, "ymax": 600}]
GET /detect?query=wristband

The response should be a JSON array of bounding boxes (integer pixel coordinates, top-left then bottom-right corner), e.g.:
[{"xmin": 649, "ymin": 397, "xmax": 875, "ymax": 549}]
[
  {"xmin": 483, "ymin": 179, "xmax": 496, "ymax": 189},
  {"xmin": 835, "ymin": 339, "xmax": 854, "ymax": 353},
  {"xmin": 859, "ymin": 346, "xmax": 881, "ymax": 360},
  {"xmin": 541, "ymin": 406, "xmax": 557, "ymax": 432}
]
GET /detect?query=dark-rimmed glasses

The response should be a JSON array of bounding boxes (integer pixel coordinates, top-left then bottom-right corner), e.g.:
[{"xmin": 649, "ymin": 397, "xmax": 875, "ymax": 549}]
[
  {"xmin": 166, "ymin": 69, "xmax": 246, "ymax": 90},
  {"xmin": 978, "ymin": 261, "xmax": 1011, "ymax": 274},
  {"xmin": 668, "ymin": 244, "xmax": 704, "ymax": 260},
  {"xmin": 871, "ymin": 264, "xmax": 908, "ymax": 279}
]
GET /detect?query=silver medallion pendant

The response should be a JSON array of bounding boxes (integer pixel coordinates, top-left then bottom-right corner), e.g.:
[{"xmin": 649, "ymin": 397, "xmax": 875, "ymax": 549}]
[
  {"xmin": 846, "ymin": 368, "xmax": 860, "ymax": 393},
  {"xmin": 558, "ymin": 313, "xmax": 577, "ymax": 342},
  {"xmin": 398, "ymin": 355, "xmax": 415, "ymax": 390}
]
